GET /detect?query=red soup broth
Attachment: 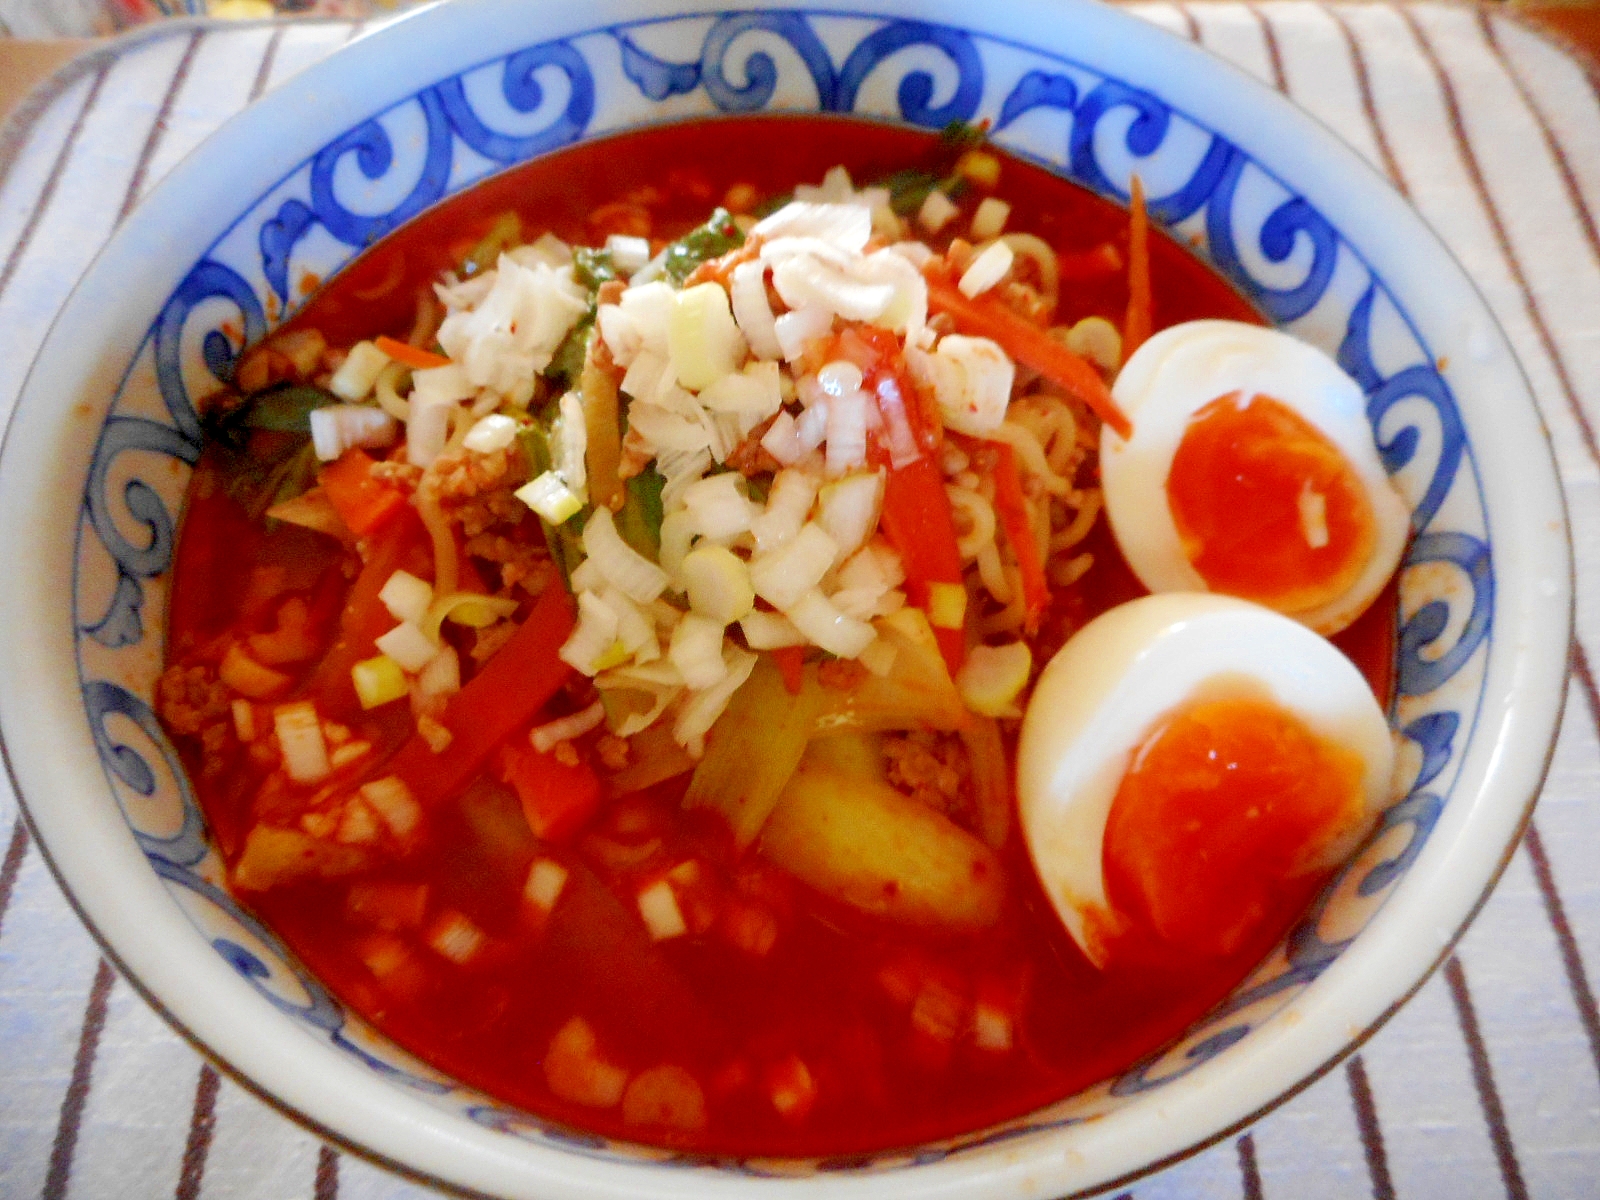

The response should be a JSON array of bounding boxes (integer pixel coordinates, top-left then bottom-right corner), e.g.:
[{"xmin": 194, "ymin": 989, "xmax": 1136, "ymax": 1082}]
[{"xmin": 162, "ymin": 116, "xmax": 1395, "ymax": 1157}]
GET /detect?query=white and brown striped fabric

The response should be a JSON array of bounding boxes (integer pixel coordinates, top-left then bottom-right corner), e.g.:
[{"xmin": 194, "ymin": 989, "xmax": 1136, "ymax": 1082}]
[{"xmin": 1, "ymin": 4, "xmax": 1597, "ymax": 1196}]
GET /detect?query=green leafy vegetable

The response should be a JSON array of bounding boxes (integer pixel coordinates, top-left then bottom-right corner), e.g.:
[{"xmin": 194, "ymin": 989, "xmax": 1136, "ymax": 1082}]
[
  {"xmin": 546, "ymin": 315, "xmax": 595, "ymax": 391},
  {"xmin": 221, "ymin": 437, "xmax": 320, "ymax": 524},
  {"xmin": 203, "ymin": 382, "xmax": 337, "ymax": 450},
  {"xmin": 200, "ymin": 382, "xmax": 329, "ymax": 519},
  {"xmin": 662, "ymin": 208, "xmax": 744, "ymax": 286},
  {"xmin": 239, "ymin": 384, "xmax": 337, "ymax": 435},
  {"xmin": 876, "ymin": 119, "xmax": 988, "ymax": 216},
  {"xmin": 615, "ymin": 469, "xmax": 665, "ymax": 561},
  {"xmin": 573, "ymin": 246, "xmax": 618, "ymax": 291},
  {"xmin": 544, "ymin": 249, "xmax": 618, "ymax": 391},
  {"xmin": 940, "ymin": 118, "xmax": 989, "ymax": 150},
  {"xmin": 879, "ymin": 169, "xmax": 944, "ymax": 217}
]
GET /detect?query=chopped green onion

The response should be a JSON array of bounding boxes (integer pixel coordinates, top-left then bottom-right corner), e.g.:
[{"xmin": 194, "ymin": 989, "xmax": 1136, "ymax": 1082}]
[
  {"xmin": 328, "ymin": 341, "xmax": 390, "ymax": 401},
  {"xmin": 375, "ymin": 620, "xmax": 437, "ymax": 673},
  {"xmin": 379, "ymin": 570, "xmax": 434, "ymax": 626},
  {"xmin": 516, "ymin": 470, "xmax": 584, "ymax": 524},
  {"xmin": 423, "ymin": 592, "xmax": 519, "ymax": 638}
]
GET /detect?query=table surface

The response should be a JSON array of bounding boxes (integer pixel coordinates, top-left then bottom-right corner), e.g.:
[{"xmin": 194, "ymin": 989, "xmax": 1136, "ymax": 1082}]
[{"xmin": 3, "ymin": 4, "xmax": 1600, "ymax": 1197}]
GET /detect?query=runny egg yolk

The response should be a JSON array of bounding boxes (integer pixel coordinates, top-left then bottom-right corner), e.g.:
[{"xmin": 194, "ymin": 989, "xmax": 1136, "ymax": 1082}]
[
  {"xmin": 1165, "ymin": 392, "xmax": 1377, "ymax": 616},
  {"xmin": 1102, "ymin": 692, "xmax": 1368, "ymax": 960}
]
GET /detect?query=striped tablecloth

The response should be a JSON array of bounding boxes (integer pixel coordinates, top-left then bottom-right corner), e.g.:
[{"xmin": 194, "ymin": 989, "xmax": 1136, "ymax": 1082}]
[{"xmin": 2, "ymin": 4, "xmax": 1598, "ymax": 1196}]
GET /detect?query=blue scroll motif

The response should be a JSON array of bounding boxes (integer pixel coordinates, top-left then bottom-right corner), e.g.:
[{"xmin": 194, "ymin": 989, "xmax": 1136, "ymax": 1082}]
[
  {"xmin": 1110, "ymin": 1024, "xmax": 1253, "ymax": 1096},
  {"xmin": 1398, "ymin": 532, "xmax": 1494, "ymax": 698},
  {"xmin": 835, "ymin": 21, "xmax": 982, "ymax": 127},
  {"xmin": 1053, "ymin": 78, "xmax": 1242, "ymax": 226},
  {"xmin": 153, "ymin": 259, "xmax": 265, "ymax": 444},
  {"xmin": 436, "ymin": 42, "xmax": 596, "ymax": 165},
  {"xmin": 262, "ymin": 36, "xmax": 596, "ymax": 298},
  {"xmin": 1205, "ymin": 152, "xmax": 1337, "ymax": 324},
  {"xmin": 1404, "ymin": 710, "xmax": 1460, "ymax": 793},
  {"xmin": 309, "ymin": 89, "xmax": 456, "ymax": 249},
  {"xmin": 82, "ymin": 576, "xmax": 145, "ymax": 649},
  {"xmin": 1068, "ymin": 80, "xmax": 1171, "ymax": 198},
  {"xmin": 1359, "ymin": 790, "xmax": 1445, "ymax": 898},
  {"xmin": 260, "ymin": 199, "xmax": 317, "ymax": 305},
  {"xmin": 84, "ymin": 680, "xmax": 209, "ymax": 867},
  {"xmin": 700, "ymin": 11, "xmax": 837, "ymax": 111},
  {"xmin": 468, "ymin": 1105, "xmax": 609, "ymax": 1149},
  {"xmin": 152, "ymin": 857, "xmax": 347, "ymax": 1031},
  {"xmin": 82, "ymin": 416, "xmax": 202, "ymax": 648},
  {"xmin": 329, "ymin": 1029, "xmax": 456, "ymax": 1093},
  {"xmin": 630, "ymin": 16, "xmax": 981, "ymax": 125},
  {"xmin": 86, "ymin": 417, "xmax": 197, "ymax": 581},
  {"xmin": 1339, "ymin": 284, "xmax": 1466, "ymax": 531},
  {"xmin": 616, "ymin": 31, "xmax": 701, "ymax": 100},
  {"xmin": 996, "ymin": 69, "xmax": 1077, "ymax": 130}
]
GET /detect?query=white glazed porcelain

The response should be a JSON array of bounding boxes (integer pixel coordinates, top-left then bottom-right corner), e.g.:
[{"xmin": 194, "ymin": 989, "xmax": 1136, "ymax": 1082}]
[{"xmin": 0, "ymin": 0, "xmax": 1571, "ymax": 1196}]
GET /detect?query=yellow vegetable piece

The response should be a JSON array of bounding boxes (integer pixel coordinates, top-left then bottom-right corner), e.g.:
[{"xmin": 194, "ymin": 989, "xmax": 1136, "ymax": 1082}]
[
  {"xmin": 956, "ymin": 149, "xmax": 1002, "ymax": 189},
  {"xmin": 927, "ymin": 581, "xmax": 968, "ymax": 631},
  {"xmin": 801, "ymin": 732, "xmax": 885, "ymax": 781},
  {"xmin": 956, "ymin": 641, "xmax": 1033, "ymax": 718},
  {"xmin": 592, "ymin": 639, "xmax": 633, "ymax": 672},
  {"xmin": 813, "ymin": 607, "xmax": 968, "ymax": 734},
  {"xmin": 669, "ymin": 282, "xmax": 746, "ymax": 391},
  {"xmin": 682, "ymin": 544, "xmax": 755, "ymax": 624},
  {"xmin": 351, "ymin": 654, "xmax": 408, "ymax": 710},
  {"xmin": 684, "ymin": 659, "xmax": 829, "ymax": 849},
  {"xmin": 422, "ymin": 591, "xmax": 519, "ymax": 639},
  {"xmin": 761, "ymin": 764, "xmax": 1004, "ymax": 932}
]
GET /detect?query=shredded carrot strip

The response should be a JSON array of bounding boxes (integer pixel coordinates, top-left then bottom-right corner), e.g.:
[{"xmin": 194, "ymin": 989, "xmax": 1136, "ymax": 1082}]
[
  {"xmin": 319, "ymin": 448, "xmax": 407, "ymax": 536},
  {"xmin": 1124, "ymin": 174, "xmax": 1152, "ymax": 362},
  {"xmin": 923, "ymin": 265, "xmax": 1133, "ymax": 440},
  {"xmin": 879, "ymin": 455, "xmax": 967, "ymax": 673},
  {"xmin": 990, "ymin": 443, "xmax": 1050, "ymax": 632},
  {"xmin": 375, "ymin": 334, "xmax": 451, "ymax": 371},
  {"xmin": 768, "ymin": 645, "xmax": 807, "ymax": 696}
]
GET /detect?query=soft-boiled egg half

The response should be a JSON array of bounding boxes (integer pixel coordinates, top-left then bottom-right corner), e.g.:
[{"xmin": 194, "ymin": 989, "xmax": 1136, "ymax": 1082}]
[
  {"xmin": 1102, "ymin": 320, "xmax": 1409, "ymax": 635},
  {"xmin": 1016, "ymin": 593, "xmax": 1394, "ymax": 967}
]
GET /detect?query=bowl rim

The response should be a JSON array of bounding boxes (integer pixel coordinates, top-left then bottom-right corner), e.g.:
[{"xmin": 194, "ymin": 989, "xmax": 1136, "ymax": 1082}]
[{"xmin": 0, "ymin": 0, "xmax": 1574, "ymax": 1195}]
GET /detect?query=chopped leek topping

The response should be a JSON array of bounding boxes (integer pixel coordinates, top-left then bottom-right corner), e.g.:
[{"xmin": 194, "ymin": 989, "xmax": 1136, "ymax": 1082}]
[
  {"xmin": 379, "ymin": 570, "xmax": 434, "ymax": 626},
  {"xmin": 374, "ymin": 621, "xmax": 437, "ymax": 673},
  {"xmin": 516, "ymin": 470, "xmax": 584, "ymax": 525}
]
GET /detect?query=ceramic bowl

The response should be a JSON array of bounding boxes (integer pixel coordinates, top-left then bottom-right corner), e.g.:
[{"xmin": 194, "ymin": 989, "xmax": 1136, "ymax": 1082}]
[{"xmin": 0, "ymin": 0, "xmax": 1571, "ymax": 1196}]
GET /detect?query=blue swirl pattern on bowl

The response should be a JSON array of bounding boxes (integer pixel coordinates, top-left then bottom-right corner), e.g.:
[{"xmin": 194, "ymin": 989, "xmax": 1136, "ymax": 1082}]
[{"xmin": 70, "ymin": 8, "xmax": 1491, "ymax": 1170}]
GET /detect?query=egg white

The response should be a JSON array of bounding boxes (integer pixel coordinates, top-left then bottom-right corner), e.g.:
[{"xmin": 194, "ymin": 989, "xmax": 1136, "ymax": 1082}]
[
  {"xmin": 1101, "ymin": 320, "xmax": 1410, "ymax": 635},
  {"xmin": 1015, "ymin": 592, "xmax": 1395, "ymax": 967}
]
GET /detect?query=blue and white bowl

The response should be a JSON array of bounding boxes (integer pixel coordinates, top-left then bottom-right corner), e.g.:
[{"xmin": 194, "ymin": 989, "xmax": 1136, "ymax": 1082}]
[{"xmin": 0, "ymin": 0, "xmax": 1571, "ymax": 1196}]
